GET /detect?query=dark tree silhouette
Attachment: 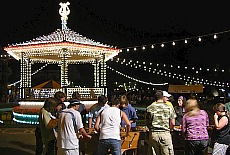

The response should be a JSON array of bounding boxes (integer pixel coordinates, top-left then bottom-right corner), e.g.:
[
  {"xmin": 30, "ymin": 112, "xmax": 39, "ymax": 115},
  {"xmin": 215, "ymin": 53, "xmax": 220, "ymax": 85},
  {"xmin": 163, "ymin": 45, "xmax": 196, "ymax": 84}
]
[{"xmin": 0, "ymin": 47, "xmax": 12, "ymax": 101}]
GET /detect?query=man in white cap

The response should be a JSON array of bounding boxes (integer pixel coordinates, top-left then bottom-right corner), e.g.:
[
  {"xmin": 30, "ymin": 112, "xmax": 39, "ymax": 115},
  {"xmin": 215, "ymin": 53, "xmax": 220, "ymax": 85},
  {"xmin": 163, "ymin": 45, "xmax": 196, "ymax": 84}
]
[
  {"xmin": 57, "ymin": 100, "xmax": 92, "ymax": 155},
  {"xmin": 163, "ymin": 91, "xmax": 171, "ymax": 98},
  {"xmin": 152, "ymin": 90, "xmax": 174, "ymax": 110}
]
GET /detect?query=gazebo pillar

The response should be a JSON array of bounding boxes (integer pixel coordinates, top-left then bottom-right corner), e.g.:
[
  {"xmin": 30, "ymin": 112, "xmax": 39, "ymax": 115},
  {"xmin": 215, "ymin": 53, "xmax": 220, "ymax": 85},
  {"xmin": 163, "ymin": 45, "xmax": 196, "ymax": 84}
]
[
  {"xmin": 28, "ymin": 59, "xmax": 32, "ymax": 88},
  {"xmin": 60, "ymin": 48, "xmax": 69, "ymax": 88},
  {"xmin": 100, "ymin": 54, "xmax": 106, "ymax": 87},
  {"xmin": 93, "ymin": 59, "xmax": 99, "ymax": 87},
  {"xmin": 20, "ymin": 52, "xmax": 31, "ymax": 98}
]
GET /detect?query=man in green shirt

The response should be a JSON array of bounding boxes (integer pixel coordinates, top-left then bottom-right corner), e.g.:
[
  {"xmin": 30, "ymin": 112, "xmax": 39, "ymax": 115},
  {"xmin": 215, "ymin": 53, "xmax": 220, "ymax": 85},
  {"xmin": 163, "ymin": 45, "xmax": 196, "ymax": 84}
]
[{"xmin": 146, "ymin": 90, "xmax": 176, "ymax": 155}]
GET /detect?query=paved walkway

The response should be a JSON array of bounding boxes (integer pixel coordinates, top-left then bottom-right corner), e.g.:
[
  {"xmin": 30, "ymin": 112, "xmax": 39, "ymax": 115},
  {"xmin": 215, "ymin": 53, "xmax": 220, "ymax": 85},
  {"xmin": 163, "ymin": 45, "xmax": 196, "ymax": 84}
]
[
  {"xmin": 0, "ymin": 128, "xmax": 36, "ymax": 155},
  {"xmin": 0, "ymin": 128, "xmax": 35, "ymax": 134}
]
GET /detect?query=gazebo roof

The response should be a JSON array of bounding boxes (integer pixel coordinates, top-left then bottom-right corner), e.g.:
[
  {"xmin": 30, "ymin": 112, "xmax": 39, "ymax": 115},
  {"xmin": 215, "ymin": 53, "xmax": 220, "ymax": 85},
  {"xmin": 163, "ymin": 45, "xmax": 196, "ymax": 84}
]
[{"xmin": 4, "ymin": 28, "xmax": 119, "ymax": 64}]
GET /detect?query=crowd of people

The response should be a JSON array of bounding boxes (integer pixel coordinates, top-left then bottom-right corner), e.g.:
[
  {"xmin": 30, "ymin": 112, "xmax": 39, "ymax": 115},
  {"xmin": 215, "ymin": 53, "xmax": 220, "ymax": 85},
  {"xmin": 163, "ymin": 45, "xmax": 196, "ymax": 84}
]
[
  {"xmin": 35, "ymin": 90, "xmax": 230, "ymax": 155},
  {"xmin": 36, "ymin": 91, "xmax": 138, "ymax": 155},
  {"xmin": 146, "ymin": 90, "xmax": 230, "ymax": 155}
]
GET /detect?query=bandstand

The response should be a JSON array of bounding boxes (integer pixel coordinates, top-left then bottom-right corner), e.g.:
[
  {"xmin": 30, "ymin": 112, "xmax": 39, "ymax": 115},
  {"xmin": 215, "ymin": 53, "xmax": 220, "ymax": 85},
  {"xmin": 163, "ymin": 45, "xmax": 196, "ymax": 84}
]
[
  {"xmin": 4, "ymin": 2, "xmax": 119, "ymax": 100},
  {"xmin": 3, "ymin": 2, "xmax": 119, "ymax": 124}
]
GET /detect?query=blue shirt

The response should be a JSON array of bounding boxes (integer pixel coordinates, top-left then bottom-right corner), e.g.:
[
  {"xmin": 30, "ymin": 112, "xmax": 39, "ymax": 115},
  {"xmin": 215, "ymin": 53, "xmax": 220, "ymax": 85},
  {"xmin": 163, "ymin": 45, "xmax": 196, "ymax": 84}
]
[
  {"xmin": 88, "ymin": 103, "xmax": 110, "ymax": 127},
  {"xmin": 121, "ymin": 103, "xmax": 138, "ymax": 128}
]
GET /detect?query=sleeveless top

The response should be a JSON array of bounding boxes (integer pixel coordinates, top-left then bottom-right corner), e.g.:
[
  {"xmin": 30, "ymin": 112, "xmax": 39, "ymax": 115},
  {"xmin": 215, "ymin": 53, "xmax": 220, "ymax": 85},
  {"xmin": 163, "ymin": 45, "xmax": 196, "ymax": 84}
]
[
  {"xmin": 99, "ymin": 107, "xmax": 121, "ymax": 140},
  {"xmin": 214, "ymin": 115, "xmax": 230, "ymax": 145}
]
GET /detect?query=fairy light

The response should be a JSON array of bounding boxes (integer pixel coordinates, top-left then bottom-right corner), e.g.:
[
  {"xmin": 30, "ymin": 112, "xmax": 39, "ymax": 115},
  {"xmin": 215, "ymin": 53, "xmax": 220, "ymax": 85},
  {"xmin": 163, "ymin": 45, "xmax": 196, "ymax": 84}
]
[
  {"xmin": 107, "ymin": 66, "xmax": 168, "ymax": 86},
  {"xmin": 214, "ymin": 34, "xmax": 217, "ymax": 39},
  {"xmin": 8, "ymin": 64, "xmax": 48, "ymax": 86},
  {"xmin": 109, "ymin": 57, "xmax": 229, "ymax": 87},
  {"xmin": 118, "ymin": 29, "xmax": 230, "ymax": 53},
  {"xmin": 4, "ymin": 28, "xmax": 119, "ymax": 62}
]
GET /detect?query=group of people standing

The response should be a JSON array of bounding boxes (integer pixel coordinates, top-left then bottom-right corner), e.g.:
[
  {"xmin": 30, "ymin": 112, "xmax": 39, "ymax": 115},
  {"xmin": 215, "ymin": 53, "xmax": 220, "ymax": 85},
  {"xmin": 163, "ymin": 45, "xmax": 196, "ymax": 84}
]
[
  {"xmin": 36, "ymin": 92, "xmax": 138, "ymax": 155},
  {"xmin": 36, "ymin": 89, "xmax": 230, "ymax": 155},
  {"xmin": 146, "ymin": 90, "xmax": 230, "ymax": 155},
  {"xmin": 88, "ymin": 94, "xmax": 138, "ymax": 155},
  {"xmin": 36, "ymin": 91, "xmax": 91, "ymax": 155}
]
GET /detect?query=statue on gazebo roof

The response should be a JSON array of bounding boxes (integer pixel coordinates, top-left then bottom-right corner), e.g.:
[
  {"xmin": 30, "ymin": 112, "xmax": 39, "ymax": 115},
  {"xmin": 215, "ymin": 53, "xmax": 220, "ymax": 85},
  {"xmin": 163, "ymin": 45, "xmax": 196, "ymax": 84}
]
[{"xmin": 59, "ymin": 2, "xmax": 70, "ymax": 30}]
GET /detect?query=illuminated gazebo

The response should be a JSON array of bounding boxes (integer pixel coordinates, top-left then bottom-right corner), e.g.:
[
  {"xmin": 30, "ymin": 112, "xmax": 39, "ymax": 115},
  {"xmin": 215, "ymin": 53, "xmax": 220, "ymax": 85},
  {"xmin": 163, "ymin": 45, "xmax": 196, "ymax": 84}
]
[{"xmin": 4, "ymin": 2, "xmax": 119, "ymax": 99}]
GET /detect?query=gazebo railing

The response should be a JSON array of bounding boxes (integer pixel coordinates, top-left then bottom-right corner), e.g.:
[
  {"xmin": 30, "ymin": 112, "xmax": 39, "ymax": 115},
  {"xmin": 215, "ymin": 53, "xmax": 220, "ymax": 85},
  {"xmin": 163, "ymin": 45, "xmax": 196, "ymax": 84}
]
[
  {"xmin": 30, "ymin": 87, "xmax": 106, "ymax": 99},
  {"xmin": 66, "ymin": 87, "xmax": 106, "ymax": 99}
]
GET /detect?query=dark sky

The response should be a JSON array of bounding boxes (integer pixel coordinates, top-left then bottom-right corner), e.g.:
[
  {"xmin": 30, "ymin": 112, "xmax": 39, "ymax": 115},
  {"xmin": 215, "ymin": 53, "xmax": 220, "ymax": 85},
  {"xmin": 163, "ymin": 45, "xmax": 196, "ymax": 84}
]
[
  {"xmin": 1, "ymin": 1, "xmax": 230, "ymax": 87},
  {"xmin": 1, "ymin": 1, "xmax": 229, "ymax": 62}
]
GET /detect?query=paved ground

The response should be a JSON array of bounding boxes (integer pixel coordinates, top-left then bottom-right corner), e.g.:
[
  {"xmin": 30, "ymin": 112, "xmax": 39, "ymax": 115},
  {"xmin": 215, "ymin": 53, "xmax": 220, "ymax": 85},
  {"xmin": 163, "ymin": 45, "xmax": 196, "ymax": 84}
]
[
  {"xmin": 0, "ymin": 128, "xmax": 36, "ymax": 155},
  {"xmin": 0, "ymin": 128, "xmax": 96, "ymax": 155}
]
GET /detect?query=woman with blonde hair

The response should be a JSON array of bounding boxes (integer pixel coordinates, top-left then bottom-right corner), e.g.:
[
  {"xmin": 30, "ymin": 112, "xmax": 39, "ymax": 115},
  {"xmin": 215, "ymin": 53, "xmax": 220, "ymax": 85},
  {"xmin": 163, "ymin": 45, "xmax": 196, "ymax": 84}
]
[
  {"xmin": 212, "ymin": 103, "xmax": 230, "ymax": 155},
  {"xmin": 182, "ymin": 99, "xmax": 209, "ymax": 155}
]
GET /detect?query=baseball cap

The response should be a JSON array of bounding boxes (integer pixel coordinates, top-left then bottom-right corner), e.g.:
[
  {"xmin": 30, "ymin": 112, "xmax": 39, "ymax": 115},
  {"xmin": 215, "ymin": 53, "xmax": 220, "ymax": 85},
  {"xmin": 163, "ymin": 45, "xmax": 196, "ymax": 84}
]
[
  {"xmin": 163, "ymin": 91, "xmax": 171, "ymax": 97},
  {"xmin": 68, "ymin": 99, "xmax": 81, "ymax": 108}
]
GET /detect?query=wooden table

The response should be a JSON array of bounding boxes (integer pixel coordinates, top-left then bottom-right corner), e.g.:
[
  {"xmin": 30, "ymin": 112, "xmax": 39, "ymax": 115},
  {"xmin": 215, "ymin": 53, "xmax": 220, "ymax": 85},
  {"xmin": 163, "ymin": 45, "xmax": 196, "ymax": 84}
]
[
  {"xmin": 79, "ymin": 128, "xmax": 99, "ymax": 155},
  {"xmin": 79, "ymin": 128, "xmax": 144, "ymax": 155}
]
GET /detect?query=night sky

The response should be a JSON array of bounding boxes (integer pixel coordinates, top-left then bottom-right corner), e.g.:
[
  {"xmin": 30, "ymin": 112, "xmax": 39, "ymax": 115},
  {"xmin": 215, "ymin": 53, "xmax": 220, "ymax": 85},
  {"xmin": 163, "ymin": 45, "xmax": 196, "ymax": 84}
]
[{"xmin": 1, "ymin": 1, "xmax": 230, "ymax": 90}]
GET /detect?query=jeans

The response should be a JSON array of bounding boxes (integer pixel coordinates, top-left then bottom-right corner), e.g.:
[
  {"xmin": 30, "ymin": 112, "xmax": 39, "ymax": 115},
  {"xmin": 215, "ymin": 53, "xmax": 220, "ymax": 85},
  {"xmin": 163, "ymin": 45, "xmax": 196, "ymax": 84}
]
[
  {"xmin": 185, "ymin": 139, "xmax": 209, "ymax": 155},
  {"xmin": 98, "ymin": 139, "xmax": 121, "ymax": 155}
]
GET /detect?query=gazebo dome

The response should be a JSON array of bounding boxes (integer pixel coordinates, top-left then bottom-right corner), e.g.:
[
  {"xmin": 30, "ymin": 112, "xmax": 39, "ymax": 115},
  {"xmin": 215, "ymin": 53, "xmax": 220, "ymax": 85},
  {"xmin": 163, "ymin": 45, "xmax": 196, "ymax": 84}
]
[
  {"xmin": 9, "ymin": 28, "xmax": 112, "ymax": 48},
  {"xmin": 4, "ymin": 28, "xmax": 119, "ymax": 64}
]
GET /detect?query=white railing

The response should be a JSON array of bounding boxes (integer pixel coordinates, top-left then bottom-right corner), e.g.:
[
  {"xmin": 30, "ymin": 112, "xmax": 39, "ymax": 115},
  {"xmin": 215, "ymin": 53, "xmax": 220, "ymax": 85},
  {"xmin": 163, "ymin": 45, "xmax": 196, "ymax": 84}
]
[
  {"xmin": 31, "ymin": 88, "xmax": 63, "ymax": 99},
  {"xmin": 66, "ymin": 87, "xmax": 106, "ymax": 99},
  {"xmin": 30, "ymin": 87, "xmax": 106, "ymax": 99}
]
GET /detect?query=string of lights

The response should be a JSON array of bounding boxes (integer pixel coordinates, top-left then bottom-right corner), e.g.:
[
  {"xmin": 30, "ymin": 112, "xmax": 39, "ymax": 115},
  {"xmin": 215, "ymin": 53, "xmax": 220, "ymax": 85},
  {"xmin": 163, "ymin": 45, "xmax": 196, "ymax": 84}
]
[
  {"xmin": 5, "ymin": 29, "xmax": 230, "ymax": 88},
  {"xmin": 108, "ymin": 58, "xmax": 229, "ymax": 88},
  {"xmin": 110, "ymin": 58, "xmax": 228, "ymax": 74},
  {"xmin": 118, "ymin": 29, "xmax": 230, "ymax": 52},
  {"xmin": 1, "ymin": 29, "xmax": 229, "ymax": 58},
  {"xmin": 107, "ymin": 66, "xmax": 168, "ymax": 86},
  {"xmin": 8, "ymin": 64, "xmax": 48, "ymax": 86}
]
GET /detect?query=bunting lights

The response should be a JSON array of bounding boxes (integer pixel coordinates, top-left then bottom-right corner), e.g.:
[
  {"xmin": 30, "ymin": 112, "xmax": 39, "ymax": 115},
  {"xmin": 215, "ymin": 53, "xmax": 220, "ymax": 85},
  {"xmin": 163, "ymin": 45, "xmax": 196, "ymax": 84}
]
[
  {"xmin": 8, "ymin": 64, "xmax": 48, "ymax": 86},
  {"xmin": 107, "ymin": 65, "xmax": 168, "ymax": 86},
  {"xmin": 108, "ymin": 58, "xmax": 229, "ymax": 88},
  {"xmin": 118, "ymin": 29, "xmax": 230, "ymax": 52}
]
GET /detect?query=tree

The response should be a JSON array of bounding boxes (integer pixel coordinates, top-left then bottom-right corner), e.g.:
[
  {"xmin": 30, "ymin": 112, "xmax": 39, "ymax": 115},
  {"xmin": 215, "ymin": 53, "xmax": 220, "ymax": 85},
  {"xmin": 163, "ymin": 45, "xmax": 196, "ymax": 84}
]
[{"xmin": 0, "ymin": 47, "xmax": 12, "ymax": 102}]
